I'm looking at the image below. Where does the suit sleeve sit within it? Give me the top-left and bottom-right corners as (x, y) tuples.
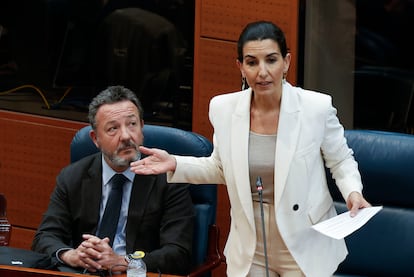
(142, 181), (195, 275)
(31, 155), (101, 258)
(32, 168), (82, 255)
(321, 97), (363, 201)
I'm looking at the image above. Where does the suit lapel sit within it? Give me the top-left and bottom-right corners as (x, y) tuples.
(80, 155), (103, 233)
(274, 83), (301, 207)
(231, 89), (255, 231)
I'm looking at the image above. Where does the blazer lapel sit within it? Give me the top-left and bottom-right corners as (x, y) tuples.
(274, 83), (301, 207)
(231, 89), (255, 231)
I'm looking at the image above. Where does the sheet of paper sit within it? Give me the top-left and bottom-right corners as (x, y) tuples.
(312, 206), (383, 239)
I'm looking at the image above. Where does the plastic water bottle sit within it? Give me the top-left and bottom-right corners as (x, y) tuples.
(127, 251), (147, 277)
(0, 194), (11, 246)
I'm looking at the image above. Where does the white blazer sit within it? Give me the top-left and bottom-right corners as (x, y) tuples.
(169, 82), (363, 277)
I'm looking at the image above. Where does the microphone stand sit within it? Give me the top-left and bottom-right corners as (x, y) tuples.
(256, 176), (270, 277)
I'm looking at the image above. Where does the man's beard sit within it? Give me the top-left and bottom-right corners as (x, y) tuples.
(103, 140), (141, 168)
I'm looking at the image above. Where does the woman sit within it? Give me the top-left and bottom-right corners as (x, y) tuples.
(131, 21), (371, 277)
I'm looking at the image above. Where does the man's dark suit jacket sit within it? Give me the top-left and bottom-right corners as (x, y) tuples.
(31, 153), (195, 275)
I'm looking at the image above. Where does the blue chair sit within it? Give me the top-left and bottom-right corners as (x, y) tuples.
(327, 130), (414, 277)
(70, 124), (222, 276)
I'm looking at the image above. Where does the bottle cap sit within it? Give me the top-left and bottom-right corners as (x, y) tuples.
(130, 250), (145, 259)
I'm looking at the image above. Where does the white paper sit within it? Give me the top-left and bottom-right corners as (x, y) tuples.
(312, 206), (383, 239)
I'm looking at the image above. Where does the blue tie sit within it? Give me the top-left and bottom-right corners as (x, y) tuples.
(98, 174), (127, 246)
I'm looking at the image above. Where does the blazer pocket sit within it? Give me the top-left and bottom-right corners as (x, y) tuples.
(308, 192), (334, 224)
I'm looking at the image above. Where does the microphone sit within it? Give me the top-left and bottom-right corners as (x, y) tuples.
(256, 176), (270, 277)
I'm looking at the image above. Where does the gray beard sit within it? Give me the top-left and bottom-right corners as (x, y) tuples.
(104, 150), (141, 168)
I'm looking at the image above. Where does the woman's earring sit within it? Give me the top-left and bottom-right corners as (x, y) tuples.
(241, 77), (247, 90)
(283, 71), (287, 84)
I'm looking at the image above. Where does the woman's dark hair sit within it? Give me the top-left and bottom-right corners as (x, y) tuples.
(237, 21), (289, 62)
(88, 85), (144, 130)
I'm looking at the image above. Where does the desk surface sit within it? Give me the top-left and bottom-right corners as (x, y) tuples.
(0, 265), (181, 277)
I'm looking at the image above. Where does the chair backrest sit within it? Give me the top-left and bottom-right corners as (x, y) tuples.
(70, 125), (217, 268)
(327, 130), (414, 277)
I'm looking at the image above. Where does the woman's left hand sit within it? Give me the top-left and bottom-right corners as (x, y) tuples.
(346, 191), (371, 217)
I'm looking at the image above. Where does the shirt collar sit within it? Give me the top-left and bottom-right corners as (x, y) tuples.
(101, 154), (135, 185)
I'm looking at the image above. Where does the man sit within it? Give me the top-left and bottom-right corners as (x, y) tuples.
(32, 86), (194, 275)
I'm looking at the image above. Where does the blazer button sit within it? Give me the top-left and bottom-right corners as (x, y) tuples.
(293, 204), (299, 211)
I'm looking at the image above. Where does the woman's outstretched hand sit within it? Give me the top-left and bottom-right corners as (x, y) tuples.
(130, 146), (177, 175)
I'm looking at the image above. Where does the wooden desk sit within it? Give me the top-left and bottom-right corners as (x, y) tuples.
(0, 265), (180, 277)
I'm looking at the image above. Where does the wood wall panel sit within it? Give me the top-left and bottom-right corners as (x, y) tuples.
(199, 0), (299, 85)
(192, 38), (239, 137)
(193, 0), (300, 138)
(200, 0), (298, 45)
(0, 110), (87, 249)
(9, 227), (36, 250)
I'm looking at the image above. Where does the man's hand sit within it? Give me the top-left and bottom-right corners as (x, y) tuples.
(60, 234), (127, 273)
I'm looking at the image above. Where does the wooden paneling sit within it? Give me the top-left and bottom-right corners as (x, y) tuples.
(8, 227), (36, 250)
(0, 265), (86, 277)
(193, 0), (300, 138)
(0, 265), (177, 277)
(200, 0), (299, 45)
(192, 38), (240, 137)
(0, 110), (87, 249)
